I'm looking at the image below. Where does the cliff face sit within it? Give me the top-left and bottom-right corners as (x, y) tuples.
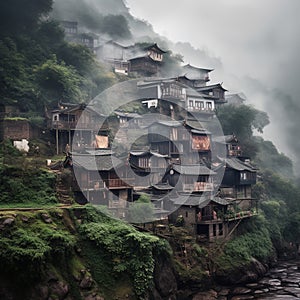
(0, 206), (279, 300)
(0, 206), (176, 300)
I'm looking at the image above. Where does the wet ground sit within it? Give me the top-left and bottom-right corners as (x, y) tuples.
(217, 260), (300, 299)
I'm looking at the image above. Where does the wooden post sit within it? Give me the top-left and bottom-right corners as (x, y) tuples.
(56, 128), (59, 155)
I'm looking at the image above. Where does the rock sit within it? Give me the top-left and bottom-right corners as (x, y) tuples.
(216, 257), (267, 285)
(79, 276), (94, 289)
(218, 288), (230, 296)
(48, 281), (68, 300)
(231, 296), (254, 300)
(2, 218), (15, 226)
(38, 286), (49, 299)
(84, 295), (104, 300)
(192, 289), (217, 300)
(268, 279), (282, 286)
(149, 288), (163, 300)
(21, 216), (29, 223)
(282, 277), (300, 285)
(153, 255), (177, 297)
(283, 287), (300, 297)
(232, 287), (252, 295)
(41, 213), (52, 224)
(246, 283), (259, 288)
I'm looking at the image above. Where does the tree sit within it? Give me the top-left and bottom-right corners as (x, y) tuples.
(0, 0), (53, 36)
(216, 104), (270, 157)
(128, 195), (154, 224)
(35, 55), (83, 105)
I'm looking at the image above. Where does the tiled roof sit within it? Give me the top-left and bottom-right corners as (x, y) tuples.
(196, 83), (228, 92)
(152, 183), (174, 190)
(172, 164), (215, 175)
(225, 157), (256, 172)
(171, 194), (229, 207)
(72, 154), (123, 171)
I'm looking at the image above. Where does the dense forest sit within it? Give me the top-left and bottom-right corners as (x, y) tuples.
(1, 0), (300, 299)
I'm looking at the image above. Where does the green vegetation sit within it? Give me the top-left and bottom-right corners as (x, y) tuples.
(128, 194), (154, 223)
(217, 103), (300, 255)
(216, 216), (274, 272)
(77, 206), (171, 299)
(0, 0), (116, 112)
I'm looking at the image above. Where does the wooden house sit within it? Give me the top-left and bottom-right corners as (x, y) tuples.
(48, 103), (108, 154)
(163, 164), (215, 193)
(213, 134), (242, 157)
(128, 56), (161, 77)
(169, 194), (230, 241)
(114, 111), (142, 128)
(181, 64), (213, 87)
(216, 157), (257, 212)
(129, 150), (170, 188)
(71, 150), (133, 217)
(138, 78), (186, 103)
(196, 83), (228, 106)
(185, 86), (215, 116)
(138, 77), (217, 120)
(128, 43), (166, 76)
(60, 21), (78, 38)
(95, 40), (130, 75)
(225, 93), (246, 106)
(148, 120), (211, 164)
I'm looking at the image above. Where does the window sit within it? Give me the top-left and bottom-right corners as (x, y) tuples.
(139, 158), (149, 168)
(186, 211), (188, 218)
(213, 224), (217, 236)
(240, 172), (247, 180)
(206, 102), (212, 109)
(189, 100), (193, 108)
(219, 224), (223, 236)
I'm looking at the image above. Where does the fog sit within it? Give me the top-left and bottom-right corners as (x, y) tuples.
(52, 0), (300, 173)
(126, 0), (300, 173)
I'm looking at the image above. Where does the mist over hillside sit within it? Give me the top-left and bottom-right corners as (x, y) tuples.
(52, 0), (300, 174)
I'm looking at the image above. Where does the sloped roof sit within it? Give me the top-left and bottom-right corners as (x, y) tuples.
(151, 120), (183, 128)
(72, 154), (123, 171)
(128, 55), (159, 63)
(213, 135), (238, 144)
(115, 111), (142, 119)
(152, 183), (174, 190)
(144, 43), (167, 53)
(172, 164), (215, 175)
(197, 83), (228, 92)
(171, 194), (229, 207)
(225, 157), (256, 172)
(129, 150), (169, 158)
(183, 64), (213, 73)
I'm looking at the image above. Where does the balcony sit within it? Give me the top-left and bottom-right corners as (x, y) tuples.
(197, 209), (258, 224)
(50, 120), (107, 131)
(80, 180), (106, 191)
(183, 182), (213, 192)
(107, 178), (134, 189)
(187, 107), (214, 113)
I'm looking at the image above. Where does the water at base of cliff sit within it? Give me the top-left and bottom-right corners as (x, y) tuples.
(216, 260), (300, 299)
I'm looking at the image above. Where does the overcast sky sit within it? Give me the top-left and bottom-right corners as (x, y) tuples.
(126, 0), (300, 169)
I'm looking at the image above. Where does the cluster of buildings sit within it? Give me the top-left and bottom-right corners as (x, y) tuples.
(0, 20), (257, 242)
(47, 39), (258, 242)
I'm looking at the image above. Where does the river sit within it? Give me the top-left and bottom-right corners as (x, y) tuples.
(215, 259), (300, 299)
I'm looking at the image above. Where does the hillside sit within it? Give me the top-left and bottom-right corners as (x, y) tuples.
(1, 1), (300, 300)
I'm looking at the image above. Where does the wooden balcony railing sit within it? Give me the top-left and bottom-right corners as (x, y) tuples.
(107, 178), (134, 189)
(187, 107), (214, 113)
(81, 180), (106, 191)
(197, 210), (258, 224)
(183, 182), (213, 192)
(51, 120), (107, 130)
